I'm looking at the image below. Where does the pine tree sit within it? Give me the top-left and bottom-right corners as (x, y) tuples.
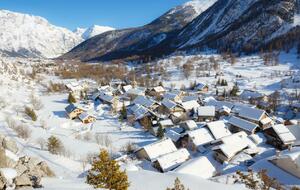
(166, 178), (189, 190)
(68, 92), (77, 103)
(119, 102), (127, 121)
(87, 149), (130, 190)
(157, 125), (164, 139)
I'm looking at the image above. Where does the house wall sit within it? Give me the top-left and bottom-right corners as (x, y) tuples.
(136, 149), (150, 160)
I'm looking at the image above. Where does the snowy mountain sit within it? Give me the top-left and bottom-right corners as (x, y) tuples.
(62, 0), (300, 62)
(61, 0), (217, 62)
(171, 0), (300, 53)
(0, 9), (83, 58)
(74, 25), (115, 40)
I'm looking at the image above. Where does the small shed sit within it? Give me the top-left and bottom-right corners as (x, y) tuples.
(78, 112), (96, 124)
(65, 104), (84, 120)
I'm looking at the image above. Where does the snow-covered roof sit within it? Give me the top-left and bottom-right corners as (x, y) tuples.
(237, 106), (265, 122)
(165, 129), (182, 142)
(207, 121), (232, 139)
(163, 93), (179, 100)
(161, 98), (177, 109)
(196, 106), (215, 117)
(65, 82), (83, 92)
(127, 88), (145, 96)
(182, 95), (198, 102)
(181, 100), (200, 110)
(151, 86), (165, 93)
(122, 85), (133, 92)
(65, 103), (77, 113)
(132, 105), (149, 120)
(240, 90), (263, 100)
(194, 82), (208, 91)
(159, 119), (174, 127)
(155, 148), (190, 172)
(133, 96), (156, 108)
(174, 155), (217, 179)
(181, 120), (198, 130)
(214, 139), (249, 159)
(272, 124), (296, 144)
(260, 117), (272, 125)
(188, 128), (214, 147)
(228, 116), (259, 133)
(78, 112), (94, 121)
(140, 138), (177, 161)
(98, 93), (115, 103)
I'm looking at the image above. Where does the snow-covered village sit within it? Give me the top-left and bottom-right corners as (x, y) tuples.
(0, 0), (300, 190)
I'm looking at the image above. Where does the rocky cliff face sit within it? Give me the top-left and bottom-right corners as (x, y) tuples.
(0, 134), (54, 189)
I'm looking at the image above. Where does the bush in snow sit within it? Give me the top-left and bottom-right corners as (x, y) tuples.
(166, 178), (189, 190)
(14, 124), (32, 140)
(47, 136), (63, 155)
(235, 169), (282, 190)
(30, 93), (44, 110)
(87, 149), (130, 190)
(25, 106), (37, 121)
(68, 92), (77, 104)
(121, 142), (137, 154)
(36, 138), (47, 150)
(0, 148), (7, 168)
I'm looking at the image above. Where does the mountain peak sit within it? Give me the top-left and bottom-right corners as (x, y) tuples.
(183, 0), (218, 15)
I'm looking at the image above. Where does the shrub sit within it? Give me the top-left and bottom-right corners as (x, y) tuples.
(68, 92), (77, 103)
(36, 138), (47, 150)
(25, 106), (37, 121)
(14, 124), (32, 140)
(30, 93), (44, 110)
(47, 82), (66, 93)
(47, 136), (63, 155)
(87, 149), (130, 190)
(122, 142), (137, 154)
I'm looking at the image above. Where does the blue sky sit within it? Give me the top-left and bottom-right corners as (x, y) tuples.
(0, 0), (189, 30)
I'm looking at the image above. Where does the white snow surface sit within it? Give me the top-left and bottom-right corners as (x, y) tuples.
(183, 0), (218, 15)
(74, 25), (115, 40)
(0, 9), (83, 58)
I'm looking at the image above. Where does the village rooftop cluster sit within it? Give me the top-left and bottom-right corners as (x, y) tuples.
(63, 78), (300, 181)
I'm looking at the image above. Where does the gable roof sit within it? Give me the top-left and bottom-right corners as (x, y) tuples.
(165, 129), (182, 142)
(155, 149), (190, 172)
(122, 85), (133, 92)
(228, 116), (259, 133)
(65, 104), (77, 113)
(127, 88), (145, 96)
(98, 93), (115, 103)
(237, 106), (265, 122)
(195, 106), (215, 117)
(161, 98), (178, 109)
(188, 128), (215, 147)
(133, 96), (156, 108)
(141, 138), (177, 161)
(78, 112), (95, 121)
(213, 131), (250, 159)
(272, 124), (296, 144)
(182, 95), (199, 102)
(240, 90), (264, 100)
(181, 120), (198, 130)
(131, 104), (149, 120)
(174, 155), (217, 179)
(195, 82), (208, 91)
(181, 100), (200, 111)
(151, 86), (165, 93)
(207, 121), (232, 139)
